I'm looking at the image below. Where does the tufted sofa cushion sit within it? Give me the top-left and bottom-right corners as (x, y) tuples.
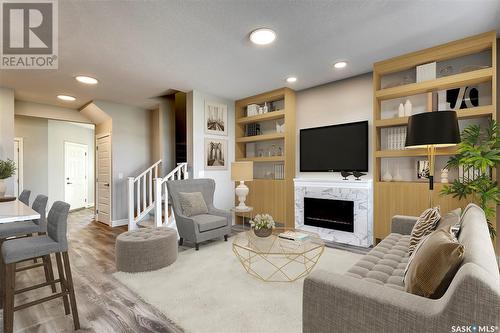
(345, 233), (410, 291)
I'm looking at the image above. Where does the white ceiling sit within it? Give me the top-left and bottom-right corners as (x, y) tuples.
(1, 0), (499, 109)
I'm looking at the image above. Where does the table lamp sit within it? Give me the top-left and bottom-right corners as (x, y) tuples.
(231, 161), (254, 210)
(405, 110), (460, 206)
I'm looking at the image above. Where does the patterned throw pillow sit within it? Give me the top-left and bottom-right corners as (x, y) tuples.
(404, 226), (464, 298)
(408, 207), (441, 255)
(178, 192), (208, 217)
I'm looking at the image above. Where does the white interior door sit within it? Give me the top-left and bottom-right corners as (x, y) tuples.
(96, 135), (111, 225)
(13, 138), (23, 197)
(64, 142), (88, 210)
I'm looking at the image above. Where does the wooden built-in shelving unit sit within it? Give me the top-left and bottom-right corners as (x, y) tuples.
(373, 31), (497, 242)
(235, 88), (296, 228)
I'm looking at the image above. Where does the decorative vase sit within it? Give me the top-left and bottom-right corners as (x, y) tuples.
(441, 168), (449, 183)
(254, 227), (272, 238)
(404, 99), (412, 116)
(382, 170), (393, 182)
(393, 164), (403, 181)
(398, 103), (405, 118)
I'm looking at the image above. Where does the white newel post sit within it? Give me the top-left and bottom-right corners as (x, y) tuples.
(183, 163), (189, 179)
(127, 177), (136, 230)
(154, 178), (163, 227)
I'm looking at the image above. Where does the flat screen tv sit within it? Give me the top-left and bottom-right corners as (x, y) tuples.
(300, 121), (368, 172)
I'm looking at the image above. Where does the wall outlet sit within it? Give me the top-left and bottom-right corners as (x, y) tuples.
(118, 172), (123, 179)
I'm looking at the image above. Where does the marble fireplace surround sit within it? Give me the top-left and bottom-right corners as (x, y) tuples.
(294, 178), (373, 247)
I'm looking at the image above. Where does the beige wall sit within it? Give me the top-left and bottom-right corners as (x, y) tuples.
(15, 100), (91, 123)
(296, 73), (373, 179)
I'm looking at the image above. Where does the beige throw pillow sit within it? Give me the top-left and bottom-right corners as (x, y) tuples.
(408, 207), (441, 255)
(404, 227), (464, 298)
(178, 192), (208, 217)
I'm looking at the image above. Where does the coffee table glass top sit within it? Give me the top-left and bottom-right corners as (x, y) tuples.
(232, 228), (325, 282)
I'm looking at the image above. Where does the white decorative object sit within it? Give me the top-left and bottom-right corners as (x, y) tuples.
(398, 103), (405, 117)
(382, 161), (392, 182)
(416, 62), (437, 82)
(258, 106), (264, 114)
(294, 178), (373, 247)
(441, 168), (449, 184)
(263, 102), (269, 113)
(404, 99), (412, 116)
(275, 121), (285, 133)
(205, 101), (228, 136)
(247, 104), (259, 117)
(393, 164), (403, 182)
(0, 179), (6, 197)
(231, 162), (253, 209)
(382, 169), (393, 182)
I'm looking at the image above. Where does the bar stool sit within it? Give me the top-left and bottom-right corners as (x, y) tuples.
(0, 195), (55, 306)
(1, 201), (80, 333)
(18, 190), (31, 206)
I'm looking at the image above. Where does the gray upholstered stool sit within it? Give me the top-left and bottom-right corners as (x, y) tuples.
(115, 227), (178, 273)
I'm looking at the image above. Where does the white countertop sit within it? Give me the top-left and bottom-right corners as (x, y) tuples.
(0, 200), (40, 224)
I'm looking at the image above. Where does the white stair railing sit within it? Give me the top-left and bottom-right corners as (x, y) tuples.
(154, 163), (188, 228)
(127, 160), (161, 230)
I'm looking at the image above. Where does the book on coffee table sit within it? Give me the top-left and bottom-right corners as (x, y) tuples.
(278, 231), (310, 241)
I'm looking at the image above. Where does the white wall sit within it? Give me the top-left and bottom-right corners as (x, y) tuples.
(296, 73), (373, 179)
(187, 90), (235, 210)
(94, 100), (151, 222)
(0, 88), (15, 194)
(14, 116), (49, 201)
(15, 100), (91, 123)
(47, 120), (95, 209)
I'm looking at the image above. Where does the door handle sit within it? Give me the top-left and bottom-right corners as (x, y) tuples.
(66, 182), (73, 185)
(104, 183), (110, 187)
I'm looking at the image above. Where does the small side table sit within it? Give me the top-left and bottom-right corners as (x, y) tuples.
(231, 206), (254, 230)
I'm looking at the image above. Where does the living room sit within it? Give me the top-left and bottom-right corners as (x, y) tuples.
(0, 1), (499, 332)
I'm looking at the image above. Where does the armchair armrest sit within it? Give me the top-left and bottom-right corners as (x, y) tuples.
(208, 206), (231, 225)
(175, 214), (196, 239)
(391, 215), (418, 235)
(303, 269), (441, 333)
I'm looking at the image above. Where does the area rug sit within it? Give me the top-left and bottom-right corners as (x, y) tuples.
(114, 239), (363, 333)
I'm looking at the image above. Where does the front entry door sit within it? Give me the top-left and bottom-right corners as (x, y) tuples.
(64, 142), (88, 210)
(96, 135), (111, 225)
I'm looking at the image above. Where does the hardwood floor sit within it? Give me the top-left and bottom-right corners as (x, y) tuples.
(1, 209), (183, 333)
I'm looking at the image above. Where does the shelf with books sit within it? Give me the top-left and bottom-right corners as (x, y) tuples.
(236, 110), (285, 125)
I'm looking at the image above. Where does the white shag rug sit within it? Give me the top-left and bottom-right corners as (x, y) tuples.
(114, 239), (363, 333)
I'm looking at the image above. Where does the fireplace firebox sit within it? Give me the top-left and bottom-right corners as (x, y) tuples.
(304, 197), (354, 233)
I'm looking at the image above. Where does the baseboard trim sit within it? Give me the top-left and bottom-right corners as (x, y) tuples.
(111, 219), (128, 228)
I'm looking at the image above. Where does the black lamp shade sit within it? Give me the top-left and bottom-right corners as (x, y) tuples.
(405, 111), (460, 148)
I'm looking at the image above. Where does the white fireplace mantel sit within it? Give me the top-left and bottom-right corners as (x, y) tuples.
(294, 178), (373, 247)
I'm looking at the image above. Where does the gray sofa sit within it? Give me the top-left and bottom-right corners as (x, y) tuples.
(303, 205), (500, 332)
(167, 178), (232, 250)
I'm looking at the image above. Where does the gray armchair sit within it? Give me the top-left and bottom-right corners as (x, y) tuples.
(167, 178), (231, 250)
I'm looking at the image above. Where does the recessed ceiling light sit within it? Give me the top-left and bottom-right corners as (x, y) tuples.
(249, 28), (276, 45)
(57, 95), (76, 101)
(75, 75), (98, 84)
(286, 76), (297, 83)
(333, 61), (348, 69)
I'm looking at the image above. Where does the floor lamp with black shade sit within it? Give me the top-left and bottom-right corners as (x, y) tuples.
(405, 111), (461, 207)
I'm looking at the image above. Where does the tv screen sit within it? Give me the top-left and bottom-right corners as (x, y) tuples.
(300, 121), (368, 172)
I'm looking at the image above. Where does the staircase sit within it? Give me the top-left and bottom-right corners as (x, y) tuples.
(127, 162), (188, 230)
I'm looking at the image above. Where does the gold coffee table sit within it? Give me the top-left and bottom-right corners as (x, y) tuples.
(232, 228), (325, 282)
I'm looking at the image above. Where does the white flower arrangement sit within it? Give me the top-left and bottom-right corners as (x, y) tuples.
(250, 214), (275, 230)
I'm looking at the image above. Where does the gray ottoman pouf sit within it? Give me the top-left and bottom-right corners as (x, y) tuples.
(115, 227), (178, 272)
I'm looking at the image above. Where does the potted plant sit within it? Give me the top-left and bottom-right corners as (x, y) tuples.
(250, 214), (275, 238)
(441, 120), (500, 239)
(0, 159), (16, 198)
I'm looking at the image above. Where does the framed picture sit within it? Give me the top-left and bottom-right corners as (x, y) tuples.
(417, 160), (430, 179)
(205, 138), (227, 170)
(205, 102), (228, 136)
